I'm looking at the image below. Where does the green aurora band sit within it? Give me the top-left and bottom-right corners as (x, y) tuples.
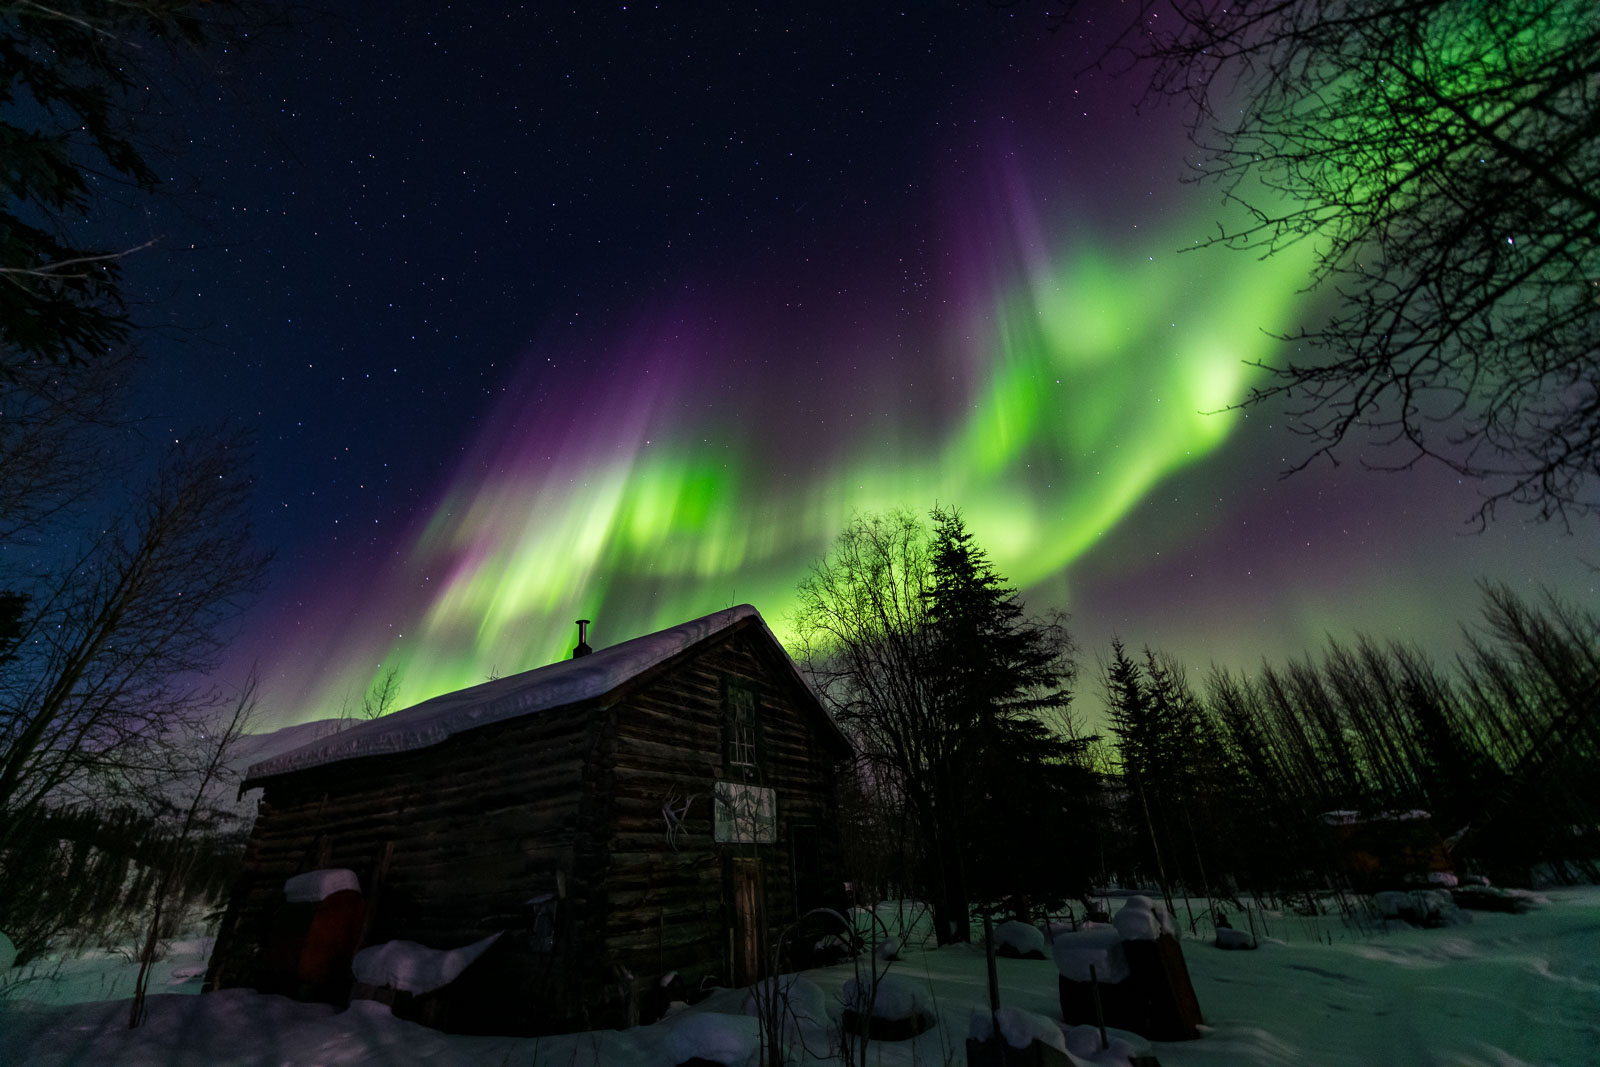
(286, 203), (1318, 720)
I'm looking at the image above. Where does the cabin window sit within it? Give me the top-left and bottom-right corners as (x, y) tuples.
(723, 681), (761, 773)
(714, 781), (777, 843)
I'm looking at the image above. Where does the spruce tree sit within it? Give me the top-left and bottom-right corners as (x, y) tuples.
(925, 507), (1071, 730)
(1103, 640), (1174, 911)
(923, 507), (1091, 926)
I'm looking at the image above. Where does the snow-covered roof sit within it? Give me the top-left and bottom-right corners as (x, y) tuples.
(245, 604), (820, 783)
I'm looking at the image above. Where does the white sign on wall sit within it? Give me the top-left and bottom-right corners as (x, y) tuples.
(714, 781), (777, 844)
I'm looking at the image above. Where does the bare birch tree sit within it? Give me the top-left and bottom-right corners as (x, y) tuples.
(1089, 0), (1600, 523)
(0, 431), (269, 847)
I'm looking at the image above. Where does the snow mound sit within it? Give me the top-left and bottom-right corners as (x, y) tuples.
(1215, 927), (1256, 950)
(969, 1006), (1068, 1052)
(1373, 890), (1409, 917)
(874, 935), (902, 960)
(1112, 895), (1173, 941)
(992, 919), (1046, 956)
(246, 606), (804, 780)
(351, 933), (500, 995)
(1374, 889), (1471, 927)
(842, 973), (928, 1021)
(741, 974), (828, 1027)
(665, 1011), (760, 1066)
(284, 869), (361, 903)
(1053, 925), (1130, 983)
(814, 933), (854, 956)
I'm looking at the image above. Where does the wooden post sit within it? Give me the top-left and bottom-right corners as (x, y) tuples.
(983, 913), (1001, 1014)
(1090, 964), (1108, 1051)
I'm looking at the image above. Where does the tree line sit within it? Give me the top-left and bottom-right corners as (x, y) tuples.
(1102, 583), (1600, 912)
(798, 508), (1598, 939)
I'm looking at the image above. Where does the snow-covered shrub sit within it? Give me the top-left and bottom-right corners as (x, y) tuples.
(741, 973), (828, 1027)
(665, 1011), (760, 1067)
(1373, 891), (1409, 918)
(841, 973), (927, 1021)
(969, 1005), (1068, 1052)
(1373, 890), (1471, 928)
(1215, 927), (1255, 950)
(991, 919), (1046, 957)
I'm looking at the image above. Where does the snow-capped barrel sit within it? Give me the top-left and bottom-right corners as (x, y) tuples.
(1053, 897), (1203, 1042)
(1114, 897), (1203, 1041)
(254, 868), (366, 1006)
(1053, 923), (1136, 1036)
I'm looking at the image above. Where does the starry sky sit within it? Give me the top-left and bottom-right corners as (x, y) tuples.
(110, 2), (1596, 726)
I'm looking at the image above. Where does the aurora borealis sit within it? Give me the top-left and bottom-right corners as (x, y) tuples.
(294, 194), (1319, 711)
(120, 4), (1594, 724)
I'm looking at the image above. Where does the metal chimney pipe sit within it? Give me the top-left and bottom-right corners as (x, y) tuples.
(572, 619), (593, 659)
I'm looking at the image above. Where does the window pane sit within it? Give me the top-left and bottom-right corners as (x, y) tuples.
(728, 687), (757, 768)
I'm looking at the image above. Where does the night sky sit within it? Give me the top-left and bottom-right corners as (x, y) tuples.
(111, 2), (1596, 726)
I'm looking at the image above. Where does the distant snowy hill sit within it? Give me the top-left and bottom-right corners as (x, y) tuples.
(201, 718), (352, 822)
(228, 718), (351, 776)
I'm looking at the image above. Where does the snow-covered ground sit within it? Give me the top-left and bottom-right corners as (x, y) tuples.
(3, 888), (1597, 1066)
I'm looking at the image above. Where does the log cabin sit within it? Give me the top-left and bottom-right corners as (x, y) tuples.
(204, 605), (851, 1034)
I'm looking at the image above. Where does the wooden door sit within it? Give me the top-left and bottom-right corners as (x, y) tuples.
(732, 857), (764, 985)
